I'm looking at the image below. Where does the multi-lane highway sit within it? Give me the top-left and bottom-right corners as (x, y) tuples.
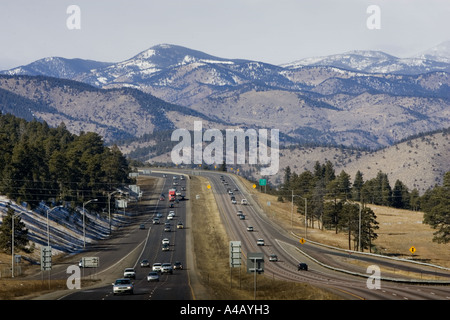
(58, 172), (193, 300)
(201, 170), (450, 300)
(41, 169), (450, 301)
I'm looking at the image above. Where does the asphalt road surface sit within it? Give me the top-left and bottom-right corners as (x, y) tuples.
(199, 170), (450, 300)
(58, 172), (192, 300)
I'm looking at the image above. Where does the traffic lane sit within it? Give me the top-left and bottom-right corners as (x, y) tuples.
(132, 173), (191, 300)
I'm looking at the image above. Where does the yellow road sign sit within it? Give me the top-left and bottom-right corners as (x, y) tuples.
(299, 238), (306, 244)
(409, 246), (416, 254)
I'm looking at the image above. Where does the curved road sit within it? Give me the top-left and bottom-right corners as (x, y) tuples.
(200, 170), (450, 300)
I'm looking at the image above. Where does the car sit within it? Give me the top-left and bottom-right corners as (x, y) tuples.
(177, 221), (184, 229)
(247, 226), (254, 232)
(236, 210), (243, 215)
(257, 239), (265, 246)
(167, 214), (174, 220)
(162, 243), (170, 251)
(112, 278), (134, 295)
(231, 199), (237, 204)
(241, 199), (248, 205)
(152, 217), (160, 224)
(169, 210), (175, 216)
(139, 224), (145, 229)
(239, 214), (245, 220)
(173, 261), (183, 270)
(169, 203), (175, 208)
(147, 271), (159, 282)
(140, 259), (150, 267)
(159, 196), (165, 201)
(152, 263), (162, 272)
(269, 254), (278, 262)
(164, 225), (171, 232)
(298, 263), (308, 271)
(123, 268), (136, 279)
(162, 238), (170, 245)
(161, 263), (173, 274)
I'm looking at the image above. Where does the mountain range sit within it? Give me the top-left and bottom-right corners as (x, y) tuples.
(1, 42), (449, 151)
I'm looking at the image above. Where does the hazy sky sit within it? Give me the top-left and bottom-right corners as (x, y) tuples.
(0, 0), (449, 69)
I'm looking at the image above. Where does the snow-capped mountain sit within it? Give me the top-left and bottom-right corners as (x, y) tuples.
(282, 46), (450, 74)
(415, 40), (450, 64)
(4, 57), (113, 79)
(1, 43), (449, 150)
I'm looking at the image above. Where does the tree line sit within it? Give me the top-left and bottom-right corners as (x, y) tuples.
(0, 113), (131, 210)
(278, 161), (449, 249)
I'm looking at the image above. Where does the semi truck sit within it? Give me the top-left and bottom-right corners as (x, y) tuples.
(168, 188), (177, 201)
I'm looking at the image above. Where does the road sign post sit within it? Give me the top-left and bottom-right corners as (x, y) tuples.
(40, 246), (52, 271)
(247, 252), (264, 300)
(229, 241), (242, 288)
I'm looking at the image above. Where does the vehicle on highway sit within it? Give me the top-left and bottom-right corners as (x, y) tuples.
(247, 226), (254, 232)
(269, 254), (278, 262)
(112, 278), (134, 295)
(257, 239), (265, 246)
(162, 243), (170, 251)
(239, 214), (245, 220)
(152, 263), (162, 272)
(177, 221), (184, 229)
(161, 263), (173, 274)
(123, 268), (136, 279)
(173, 261), (183, 270)
(140, 259), (150, 267)
(156, 212), (163, 218)
(298, 263), (308, 271)
(153, 217), (160, 224)
(236, 210), (243, 215)
(164, 224), (171, 232)
(162, 238), (170, 245)
(139, 224), (145, 230)
(147, 271), (159, 282)
(241, 199), (248, 205)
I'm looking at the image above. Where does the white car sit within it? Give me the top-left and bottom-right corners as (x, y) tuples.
(162, 238), (170, 245)
(161, 263), (173, 274)
(152, 263), (162, 272)
(112, 278), (134, 295)
(123, 268), (136, 279)
(257, 239), (265, 246)
(147, 271), (159, 282)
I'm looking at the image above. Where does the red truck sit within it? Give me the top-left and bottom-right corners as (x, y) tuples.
(168, 188), (176, 202)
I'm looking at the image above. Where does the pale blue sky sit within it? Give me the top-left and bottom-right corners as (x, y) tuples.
(0, 0), (449, 69)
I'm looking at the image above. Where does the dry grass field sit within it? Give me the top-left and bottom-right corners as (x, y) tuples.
(237, 176), (450, 269)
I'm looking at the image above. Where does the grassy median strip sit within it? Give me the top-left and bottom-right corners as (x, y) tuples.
(190, 175), (339, 300)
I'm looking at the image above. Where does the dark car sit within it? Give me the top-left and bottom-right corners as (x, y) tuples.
(298, 263), (308, 271)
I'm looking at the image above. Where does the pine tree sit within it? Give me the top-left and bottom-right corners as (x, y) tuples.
(0, 206), (29, 253)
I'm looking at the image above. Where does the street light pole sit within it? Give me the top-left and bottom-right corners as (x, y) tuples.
(46, 206), (63, 247)
(108, 191), (120, 235)
(83, 199), (98, 248)
(291, 191), (308, 239)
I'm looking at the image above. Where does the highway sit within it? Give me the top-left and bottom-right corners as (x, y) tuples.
(43, 169), (450, 301)
(57, 172), (192, 300)
(200, 170), (450, 300)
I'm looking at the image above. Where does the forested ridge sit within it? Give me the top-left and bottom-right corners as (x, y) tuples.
(279, 161), (450, 247)
(0, 113), (131, 209)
